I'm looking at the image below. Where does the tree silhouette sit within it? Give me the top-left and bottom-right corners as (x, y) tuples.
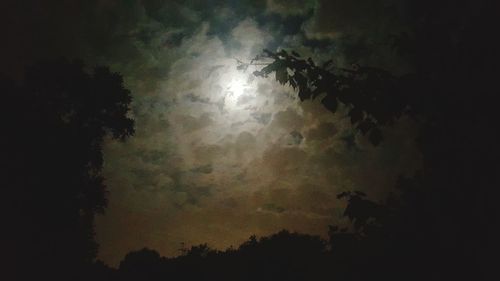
(3, 59), (134, 281)
(248, 1), (498, 280)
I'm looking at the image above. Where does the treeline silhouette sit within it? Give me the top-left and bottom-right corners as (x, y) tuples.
(4, 1), (498, 280)
(107, 231), (329, 281)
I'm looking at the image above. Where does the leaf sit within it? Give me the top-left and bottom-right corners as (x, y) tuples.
(307, 57), (315, 66)
(354, 191), (366, 197)
(321, 94), (338, 113)
(259, 63), (277, 75)
(277, 49), (288, 58)
(263, 49), (275, 58)
(253, 70), (262, 77)
(293, 72), (307, 88)
(337, 191), (350, 199)
(291, 51), (301, 57)
(275, 68), (288, 85)
(369, 127), (383, 146)
(298, 87), (311, 101)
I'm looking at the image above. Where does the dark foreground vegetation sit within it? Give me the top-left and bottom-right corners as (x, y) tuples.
(3, 1), (498, 281)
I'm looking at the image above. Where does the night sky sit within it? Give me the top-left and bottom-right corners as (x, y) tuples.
(2, 0), (425, 266)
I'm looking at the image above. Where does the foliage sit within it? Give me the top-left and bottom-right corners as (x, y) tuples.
(3, 59), (134, 280)
(251, 49), (412, 145)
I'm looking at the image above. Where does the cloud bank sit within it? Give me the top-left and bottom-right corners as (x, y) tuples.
(1, 0), (420, 266)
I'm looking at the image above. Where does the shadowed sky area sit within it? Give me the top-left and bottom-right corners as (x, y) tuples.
(1, 0), (422, 266)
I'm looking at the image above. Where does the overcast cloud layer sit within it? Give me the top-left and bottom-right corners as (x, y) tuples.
(1, 0), (420, 266)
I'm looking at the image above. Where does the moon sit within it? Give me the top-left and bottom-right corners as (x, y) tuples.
(222, 67), (256, 110)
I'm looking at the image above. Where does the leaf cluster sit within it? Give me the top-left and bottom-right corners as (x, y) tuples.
(253, 49), (412, 145)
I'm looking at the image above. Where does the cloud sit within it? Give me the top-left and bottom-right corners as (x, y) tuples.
(2, 0), (421, 266)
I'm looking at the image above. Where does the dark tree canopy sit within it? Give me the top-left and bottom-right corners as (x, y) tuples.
(3, 59), (134, 281)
